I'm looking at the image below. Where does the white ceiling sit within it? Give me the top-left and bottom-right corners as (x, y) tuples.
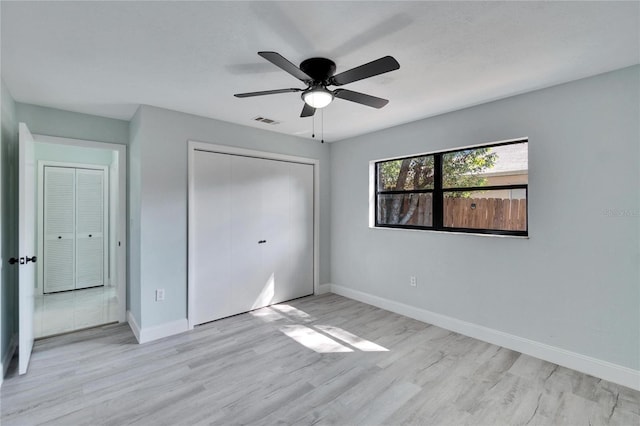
(2, 1), (638, 142)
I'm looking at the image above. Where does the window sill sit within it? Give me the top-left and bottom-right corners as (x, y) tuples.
(369, 225), (529, 239)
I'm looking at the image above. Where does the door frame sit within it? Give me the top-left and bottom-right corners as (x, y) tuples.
(37, 162), (109, 296)
(32, 134), (127, 323)
(187, 141), (320, 329)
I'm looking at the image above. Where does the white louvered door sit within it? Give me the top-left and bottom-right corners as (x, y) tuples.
(43, 166), (105, 293)
(75, 169), (104, 289)
(43, 167), (76, 293)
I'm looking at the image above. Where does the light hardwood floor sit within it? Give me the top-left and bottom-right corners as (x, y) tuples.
(1, 294), (638, 425)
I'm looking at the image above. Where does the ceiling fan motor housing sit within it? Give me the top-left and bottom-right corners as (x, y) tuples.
(300, 58), (337, 83)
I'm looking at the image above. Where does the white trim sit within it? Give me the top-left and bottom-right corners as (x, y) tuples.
(368, 161), (376, 228)
(317, 283), (332, 294)
(127, 311), (188, 344)
(329, 284), (640, 391)
(189, 141), (320, 166)
(372, 136), (529, 163)
(108, 152), (118, 290)
(126, 310), (141, 343)
(1, 333), (18, 386)
(33, 134), (127, 323)
(187, 141), (320, 329)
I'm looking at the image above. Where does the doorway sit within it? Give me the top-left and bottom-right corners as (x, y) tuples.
(32, 135), (126, 338)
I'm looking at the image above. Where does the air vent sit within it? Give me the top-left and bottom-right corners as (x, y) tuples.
(253, 116), (280, 125)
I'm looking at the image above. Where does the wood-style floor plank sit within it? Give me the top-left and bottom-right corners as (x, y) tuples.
(1, 293), (638, 425)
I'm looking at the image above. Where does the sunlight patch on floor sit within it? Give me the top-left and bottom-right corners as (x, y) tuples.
(271, 304), (314, 322)
(249, 307), (286, 322)
(280, 325), (353, 353)
(271, 304), (390, 353)
(315, 325), (389, 352)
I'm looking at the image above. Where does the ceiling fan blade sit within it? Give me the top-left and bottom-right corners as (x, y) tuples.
(300, 103), (316, 117)
(333, 89), (389, 108)
(234, 88), (302, 98)
(330, 56), (400, 86)
(258, 51), (311, 82)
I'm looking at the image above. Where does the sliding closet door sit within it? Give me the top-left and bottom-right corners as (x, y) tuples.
(192, 150), (314, 325)
(75, 169), (105, 289)
(43, 167), (76, 293)
(276, 161), (314, 303)
(192, 151), (235, 325)
(231, 155), (273, 313)
(261, 160), (314, 305)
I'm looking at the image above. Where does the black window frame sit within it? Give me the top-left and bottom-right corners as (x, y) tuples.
(375, 139), (528, 237)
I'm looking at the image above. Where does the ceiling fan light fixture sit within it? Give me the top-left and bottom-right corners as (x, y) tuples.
(302, 87), (333, 109)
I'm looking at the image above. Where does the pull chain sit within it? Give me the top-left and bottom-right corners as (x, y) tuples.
(321, 109), (324, 143)
(312, 114), (315, 139)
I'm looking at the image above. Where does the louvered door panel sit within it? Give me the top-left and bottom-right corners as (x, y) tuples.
(76, 236), (104, 288)
(43, 167), (75, 293)
(75, 169), (104, 289)
(44, 238), (75, 292)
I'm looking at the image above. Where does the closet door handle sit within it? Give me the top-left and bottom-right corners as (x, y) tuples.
(89, 234), (92, 238)
(58, 236), (62, 239)
(258, 240), (267, 244)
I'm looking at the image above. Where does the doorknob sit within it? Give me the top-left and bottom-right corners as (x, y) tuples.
(258, 240), (267, 244)
(8, 256), (36, 265)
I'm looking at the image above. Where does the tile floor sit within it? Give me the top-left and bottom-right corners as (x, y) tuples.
(34, 285), (120, 338)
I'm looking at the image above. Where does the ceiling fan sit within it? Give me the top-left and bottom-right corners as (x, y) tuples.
(234, 51), (400, 117)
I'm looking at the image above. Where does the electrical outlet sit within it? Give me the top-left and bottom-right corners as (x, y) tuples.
(410, 276), (417, 287)
(155, 289), (165, 301)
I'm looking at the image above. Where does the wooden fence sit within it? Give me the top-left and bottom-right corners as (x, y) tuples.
(443, 197), (527, 231)
(397, 196), (527, 231)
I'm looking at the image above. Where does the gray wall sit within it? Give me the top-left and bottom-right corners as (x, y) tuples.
(1, 79), (18, 375)
(34, 142), (115, 165)
(15, 103), (129, 145)
(330, 65), (640, 370)
(128, 108), (142, 323)
(129, 105), (331, 328)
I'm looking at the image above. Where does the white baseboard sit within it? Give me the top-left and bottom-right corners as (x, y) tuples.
(127, 310), (142, 343)
(1, 333), (18, 387)
(329, 284), (640, 391)
(127, 311), (189, 344)
(317, 283), (332, 294)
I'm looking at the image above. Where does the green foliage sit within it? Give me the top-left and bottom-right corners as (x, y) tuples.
(377, 147), (498, 225)
(378, 148), (497, 196)
(379, 156), (434, 190)
(442, 148), (497, 197)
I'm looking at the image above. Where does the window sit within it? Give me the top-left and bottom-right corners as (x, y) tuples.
(375, 139), (528, 236)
